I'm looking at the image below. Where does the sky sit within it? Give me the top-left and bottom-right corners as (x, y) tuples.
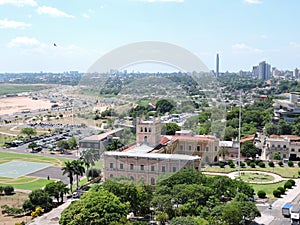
(0, 0), (300, 73)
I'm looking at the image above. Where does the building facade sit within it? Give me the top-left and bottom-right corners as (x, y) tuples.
(103, 117), (219, 185)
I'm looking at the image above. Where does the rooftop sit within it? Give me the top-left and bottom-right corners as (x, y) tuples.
(80, 128), (123, 141)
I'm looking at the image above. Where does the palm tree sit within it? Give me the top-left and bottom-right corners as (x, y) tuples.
(57, 181), (69, 203)
(106, 139), (124, 151)
(72, 160), (85, 188)
(219, 146), (229, 161)
(61, 161), (75, 192)
(80, 148), (100, 180)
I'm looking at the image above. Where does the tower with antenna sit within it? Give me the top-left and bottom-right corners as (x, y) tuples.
(216, 53), (219, 77)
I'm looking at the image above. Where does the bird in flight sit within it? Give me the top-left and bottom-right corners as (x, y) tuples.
(54, 43), (57, 47)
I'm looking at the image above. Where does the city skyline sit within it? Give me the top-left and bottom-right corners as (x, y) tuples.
(0, 0), (300, 73)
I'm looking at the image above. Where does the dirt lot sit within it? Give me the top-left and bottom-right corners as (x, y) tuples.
(0, 192), (31, 225)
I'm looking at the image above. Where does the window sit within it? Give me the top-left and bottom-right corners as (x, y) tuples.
(140, 127), (143, 132)
(151, 177), (155, 185)
(145, 127), (147, 132)
(110, 163), (113, 169)
(188, 145), (192, 151)
(162, 166), (166, 172)
(277, 145), (281, 148)
(197, 146), (200, 151)
(140, 165), (144, 171)
(180, 145), (183, 151)
(292, 148), (295, 152)
(120, 163), (124, 169)
(173, 167), (176, 172)
(130, 164), (134, 170)
(283, 145), (287, 148)
(144, 136), (148, 143)
(272, 144), (275, 148)
(151, 165), (155, 171)
(215, 146), (217, 151)
(206, 147), (209, 152)
(149, 128), (151, 132)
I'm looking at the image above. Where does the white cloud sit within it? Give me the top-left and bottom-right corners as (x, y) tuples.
(37, 6), (74, 18)
(232, 43), (262, 53)
(0, 0), (37, 7)
(260, 34), (268, 39)
(82, 13), (90, 19)
(0, 18), (31, 29)
(289, 42), (300, 48)
(243, 0), (262, 4)
(7, 36), (41, 48)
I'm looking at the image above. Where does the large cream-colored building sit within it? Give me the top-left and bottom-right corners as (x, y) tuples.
(266, 134), (300, 160)
(103, 117), (219, 185)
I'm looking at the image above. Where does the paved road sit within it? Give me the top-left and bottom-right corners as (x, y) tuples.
(254, 179), (300, 225)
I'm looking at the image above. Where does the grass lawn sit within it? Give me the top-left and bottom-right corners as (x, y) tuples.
(251, 180), (286, 197)
(0, 177), (53, 190)
(0, 84), (50, 96)
(239, 172), (274, 183)
(202, 165), (300, 178)
(0, 151), (70, 166)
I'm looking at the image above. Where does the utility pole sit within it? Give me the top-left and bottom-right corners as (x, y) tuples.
(238, 90), (242, 177)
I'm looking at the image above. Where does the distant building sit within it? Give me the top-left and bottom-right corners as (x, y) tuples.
(294, 68), (299, 78)
(79, 128), (123, 155)
(273, 92), (300, 122)
(103, 117), (220, 185)
(266, 135), (300, 160)
(258, 61), (271, 80)
(252, 66), (259, 77)
(216, 54), (220, 77)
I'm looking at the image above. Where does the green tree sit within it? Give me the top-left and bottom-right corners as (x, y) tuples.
(67, 137), (77, 149)
(155, 211), (169, 225)
(170, 216), (199, 225)
(105, 139), (124, 151)
(57, 140), (69, 150)
(21, 127), (36, 137)
(162, 123), (181, 135)
(28, 142), (38, 151)
(3, 185), (14, 195)
(218, 147), (229, 160)
(156, 99), (175, 114)
(274, 152), (281, 160)
(59, 189), (129, 225)
(45, 181), (69, 203)
(241, 141), (257, 159)
(61, 161), (75, 192)
(72, 160), (85, 188)
(80, 148), (100, 180)
(23, 189), (52, 212)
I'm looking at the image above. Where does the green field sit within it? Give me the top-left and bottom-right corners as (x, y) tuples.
(239, 172), (274, 183)
(0, 151), (70, 166)
(0, 85), (51, 96)
(251, 181), (286, 196)
(202, 165), (299, 178)
(0, 151), (72, 190)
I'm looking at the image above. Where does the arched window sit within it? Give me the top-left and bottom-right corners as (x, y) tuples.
(144, 136), (148, 143)
(149, 128), (151, 132)
(145, 127), (148, 132)
(140, 127), (143, 132)
(151, 177), (155, 185)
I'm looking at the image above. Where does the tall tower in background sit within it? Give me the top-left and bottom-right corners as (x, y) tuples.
(216, 53), (219, 77)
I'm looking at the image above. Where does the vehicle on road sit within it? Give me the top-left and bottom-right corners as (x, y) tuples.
(291, 204), (300, 225)
(282, 203), (293, 217)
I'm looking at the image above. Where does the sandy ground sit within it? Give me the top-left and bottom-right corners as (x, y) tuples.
(0, 97), (53, 116)
(0, 192), (31, 225)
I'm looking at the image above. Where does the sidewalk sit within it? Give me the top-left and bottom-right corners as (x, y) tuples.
(27, 199), (75, 225)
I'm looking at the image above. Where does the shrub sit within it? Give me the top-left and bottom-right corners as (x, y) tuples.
(258, 162), (265, 168)
(0, 186), (4, 195)
(268, 161), (275, 167)
(288, 179), (296, 186)
(284, 181), (293, 189)
(257, 190), (266, 198)
(250, 162), (256, 168)
(246, 159), (252, 166)
(228, 160), (233, 165)
(219, 162), (225, 168)
(255, 160), (261, 165)
(4, 185), (14, 195)
(273, 189), (281, 198)
(298, 161), (300, 167)
(278, 161), (283, 167)
(288, 161), (294, 167)
(240, 162), (246, 168)
(277, 186), (285, 195)
(229, 162), (235, 168)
